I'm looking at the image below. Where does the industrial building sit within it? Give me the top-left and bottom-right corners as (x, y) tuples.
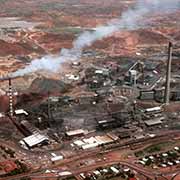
(15, 109), (28, 116)
(22, 133), (49, 148)
(144, 118), (164, 127)
(66, 129), (86, 138)
(73, 133), (118, 150)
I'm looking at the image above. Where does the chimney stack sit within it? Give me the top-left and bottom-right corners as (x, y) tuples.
(164, 42), (173, 105)
(8, 78), (13, 117)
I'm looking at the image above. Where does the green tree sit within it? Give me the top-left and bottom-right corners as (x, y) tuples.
(20, 177), (31, 180)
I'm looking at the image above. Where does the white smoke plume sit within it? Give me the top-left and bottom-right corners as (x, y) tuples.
(12, 0), (180, 77)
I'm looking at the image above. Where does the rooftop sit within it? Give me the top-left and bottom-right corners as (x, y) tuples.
(145, 117), (164, 126)
(66, 129), (86, 136)
(23, 133), (48, 147)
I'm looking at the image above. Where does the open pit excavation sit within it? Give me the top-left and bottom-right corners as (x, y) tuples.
(0, 0), (180, 180)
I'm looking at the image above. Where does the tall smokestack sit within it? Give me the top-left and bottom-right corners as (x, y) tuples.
(8, 78), (13, 117)
(164, 42), (173, 104)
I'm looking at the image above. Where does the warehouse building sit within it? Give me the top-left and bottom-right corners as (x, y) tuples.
(23, 133), (49, 148)
(66, 129), (86, 138)
(144, 117), (164, 126)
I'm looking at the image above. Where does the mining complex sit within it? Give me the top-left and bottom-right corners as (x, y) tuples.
(0, 0), (180, 180)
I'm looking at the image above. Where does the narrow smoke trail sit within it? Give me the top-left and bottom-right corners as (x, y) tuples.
(12, 0), (180, 77)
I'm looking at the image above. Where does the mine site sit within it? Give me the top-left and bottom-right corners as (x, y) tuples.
(0, 0), (180, 180)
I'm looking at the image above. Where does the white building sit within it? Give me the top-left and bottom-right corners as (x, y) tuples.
(15, 109), (28, 116)
(66, 129), (86, 137)
(23, 133), (48, 148)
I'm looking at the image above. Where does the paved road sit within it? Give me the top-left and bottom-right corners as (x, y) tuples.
(70, 160), (156, 179)
(1, 130), (180, 180)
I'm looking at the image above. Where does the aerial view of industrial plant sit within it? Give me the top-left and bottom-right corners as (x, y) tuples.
(0, 0), (180, 180)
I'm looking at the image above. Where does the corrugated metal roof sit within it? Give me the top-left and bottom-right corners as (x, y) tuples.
(145, 118), (164, 126)
(51, 155), (63, 162)
(145, 106), (161, 112)
(15, 109), (28, 115)
(66, 129), (85, 136)
(82, 142), (99, 150)
(23, 133), (48, 147)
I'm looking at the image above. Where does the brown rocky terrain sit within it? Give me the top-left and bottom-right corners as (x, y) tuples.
(0, 0), (179, 90)
(0, 1), (179, 56)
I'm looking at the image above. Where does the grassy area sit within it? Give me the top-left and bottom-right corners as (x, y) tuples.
(109, 177), (125, 180)
(40, 2), (66, 11)
(171, 124), (180, 130)
(135, 141), (174, 157)
(0, 0), (7, 4)
(47, 26), (83, 35)
(60, 178), (76, 180)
